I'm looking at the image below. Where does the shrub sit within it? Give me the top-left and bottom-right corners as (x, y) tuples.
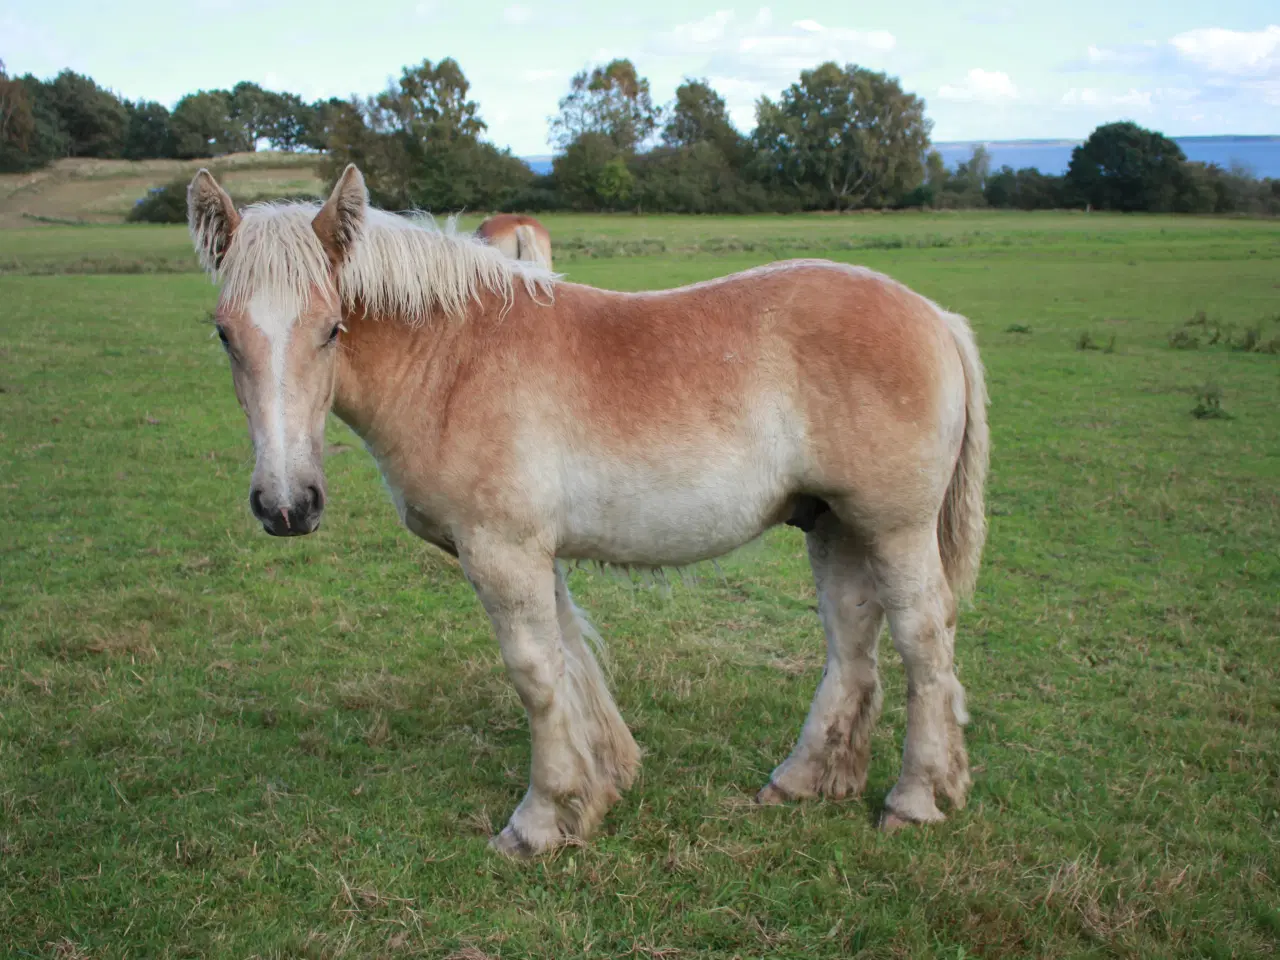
(127, 180), (189, 223)
(1191, 384), (1231, 420)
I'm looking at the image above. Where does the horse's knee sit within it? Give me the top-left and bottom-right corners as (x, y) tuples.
(500, 630), (562, 711)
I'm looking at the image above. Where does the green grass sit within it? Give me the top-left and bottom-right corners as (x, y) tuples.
(2, 213), (1279, 958)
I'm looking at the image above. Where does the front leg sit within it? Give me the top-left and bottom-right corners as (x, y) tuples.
(460, 536), (637, 856)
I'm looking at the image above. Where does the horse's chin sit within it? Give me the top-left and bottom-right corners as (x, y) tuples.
(261, 517), (322, 538)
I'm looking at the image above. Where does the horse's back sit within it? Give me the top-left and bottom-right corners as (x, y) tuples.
(539, 260), (957, 439)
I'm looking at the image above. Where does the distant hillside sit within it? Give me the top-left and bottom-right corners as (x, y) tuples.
(522, 155), (554, 176)
(933, 135), (1280, 177)
(0, 153), (325, 229)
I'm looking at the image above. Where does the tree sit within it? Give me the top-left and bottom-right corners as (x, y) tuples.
(0, 62), (38, 171)
(46, 70), (127, 158)
(263, 92), (313, 151)
(984, 166), (1065, 210)
(123, 100), (175, 159)
(550, 59), (659, 154)
(371, 58), (485, 143)
(323, 60), (530, 212)
(8, 75), (70, 169)
(1065, 121), (1188, 213)
(632, 141), (773, 214)
(937, 145), (991, 208)
(754, 62), (930, 210)
(172, 90), (248, 158)
(662, 79), (743, 161)
(551, 132), (634, 210)
(299, 97), (349, 151)
(229, 82), (281, 148)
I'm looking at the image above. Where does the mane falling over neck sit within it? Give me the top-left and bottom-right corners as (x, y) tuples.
(208, 202), (557, 325)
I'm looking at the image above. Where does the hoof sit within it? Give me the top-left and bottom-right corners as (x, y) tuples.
(879, 811), (916, 833)
(879, 803), (945, 832)
(489, 825), (540, 859)
(755, 781), (793, 806)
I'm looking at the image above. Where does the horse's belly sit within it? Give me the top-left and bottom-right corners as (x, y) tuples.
(557, 456), (795, 566)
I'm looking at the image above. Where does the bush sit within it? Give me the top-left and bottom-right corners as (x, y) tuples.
(127, 180), (190, 223)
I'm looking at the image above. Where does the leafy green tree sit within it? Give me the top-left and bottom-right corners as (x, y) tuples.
(550, 59), (659, 154)
(984, 166), (1066, 210)
(263, 92), (313, 151)
(47, 69), (127, 157)
(371, 58), (485, 143)
(551, 132), (634, 209)
(754, 62), (930, 210)
(123, 100), (175, 159)
(229, 82), (283, 148)
(321, 100), (403, 203)
(172, 90), (248, 158)
(304, 97), (355, 151)
(0, 62), (39, 171)
(1065, 121), (1188, 212)
(663, 79), (744, 160)
(324, 60), (528, 212)
(632, 141), (772, 213)
(10, 75), (70, 169)
(935, 145), (990, 208)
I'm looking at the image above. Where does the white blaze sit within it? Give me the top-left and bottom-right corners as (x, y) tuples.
(248, 293), (293, 502)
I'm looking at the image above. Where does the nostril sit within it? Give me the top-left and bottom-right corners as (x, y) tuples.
(250, 488), (266, 518)
(307, 485), (324, 512)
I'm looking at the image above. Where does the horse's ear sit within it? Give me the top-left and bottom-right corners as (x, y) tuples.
(313, 164), (367, 268)
(187, 169), (240, 274)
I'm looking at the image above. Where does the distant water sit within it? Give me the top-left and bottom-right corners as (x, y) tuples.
(521, 137), (1280, 179)
(933, 136), (1280, 178)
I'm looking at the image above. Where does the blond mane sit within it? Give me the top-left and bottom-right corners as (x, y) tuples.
(202, 202), (556, 323)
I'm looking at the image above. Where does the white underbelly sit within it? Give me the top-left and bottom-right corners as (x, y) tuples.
(556, 448), (799, 566)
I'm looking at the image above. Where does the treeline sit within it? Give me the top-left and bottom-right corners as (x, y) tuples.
(3, 55), (1278, 216)
(923, 127), (1280, 216)
(0, 59), (344, 168)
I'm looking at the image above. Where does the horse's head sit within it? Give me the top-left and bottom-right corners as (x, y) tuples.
(188, 164), (368, 537)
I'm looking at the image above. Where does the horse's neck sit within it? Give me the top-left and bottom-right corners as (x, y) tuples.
(331, 310), (444, 454)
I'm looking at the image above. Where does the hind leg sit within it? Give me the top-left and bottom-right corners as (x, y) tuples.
(872, 525), (970, 827)
(759, 511), (885, 804)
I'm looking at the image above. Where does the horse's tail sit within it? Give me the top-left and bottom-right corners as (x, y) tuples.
(515, 223), (552, 270)
(937, 310), (990, 600)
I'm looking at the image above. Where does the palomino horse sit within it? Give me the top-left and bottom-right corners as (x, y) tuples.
(187, 164), (989, 856)
(475, 213), (553, 269)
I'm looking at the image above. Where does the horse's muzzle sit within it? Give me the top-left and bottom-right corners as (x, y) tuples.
(251, 485), (324, 537)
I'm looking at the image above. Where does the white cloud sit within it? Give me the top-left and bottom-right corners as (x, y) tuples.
(938, 68), (1018, 103)
(1060, 87), (1152, 109)
(670, 10), (735, 46)
(657, 10), (894, 67)
(650, 9), (897, 131)
(1084, 42), (1160, 68)
(1170, 25), (1280, 77)
(503, 5), (533, 26)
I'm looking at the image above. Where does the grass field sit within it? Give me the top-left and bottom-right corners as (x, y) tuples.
(2, 211), (1279, 959)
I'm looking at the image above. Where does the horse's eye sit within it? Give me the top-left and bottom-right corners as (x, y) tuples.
(326, 323), (343, 345)
(216, 326), (230, 348)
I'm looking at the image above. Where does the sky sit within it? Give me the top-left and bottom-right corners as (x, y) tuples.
(3, 1), (1278, 156)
